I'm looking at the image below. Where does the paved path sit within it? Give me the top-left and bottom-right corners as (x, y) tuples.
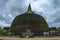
(0, 37), (60, 40)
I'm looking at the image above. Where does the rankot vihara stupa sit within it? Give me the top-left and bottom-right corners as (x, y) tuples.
(10, 4), (49, 38)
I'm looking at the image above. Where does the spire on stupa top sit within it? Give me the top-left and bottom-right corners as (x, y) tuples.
(28, 4), (32, 11)
(26, 4), (33, 14)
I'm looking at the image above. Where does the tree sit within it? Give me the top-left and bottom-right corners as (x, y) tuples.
(0, 29), (5, 36)
(0, 27), (1, 29)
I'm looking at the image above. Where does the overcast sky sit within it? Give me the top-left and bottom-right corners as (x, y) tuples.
(0, 0), (60, 28)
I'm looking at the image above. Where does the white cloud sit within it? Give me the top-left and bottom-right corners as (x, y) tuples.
(0, 0), (60, 27)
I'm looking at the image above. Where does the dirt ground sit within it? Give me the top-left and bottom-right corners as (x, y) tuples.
(0, 37), (60, 40)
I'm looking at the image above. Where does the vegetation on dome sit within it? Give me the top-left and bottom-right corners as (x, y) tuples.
(11, 13), (48, 31)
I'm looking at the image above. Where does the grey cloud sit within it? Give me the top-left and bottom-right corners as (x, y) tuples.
(0, 0), (27, 27)
(0, 0), (60, 27)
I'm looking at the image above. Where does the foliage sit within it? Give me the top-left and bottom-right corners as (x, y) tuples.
(11, 13), (49, 35)
(0, 29), (5, 36)
(0, 27), (1, 29)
